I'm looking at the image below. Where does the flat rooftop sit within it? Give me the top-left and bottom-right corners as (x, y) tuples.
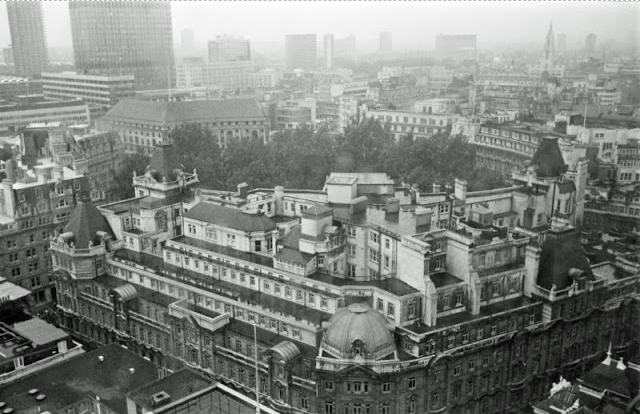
(403, 296), (536, 335)
(127, 368), (212, 410)
(0, 343), (158, 414)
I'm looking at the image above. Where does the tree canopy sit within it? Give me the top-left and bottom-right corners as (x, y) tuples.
(145, 122), (509, 196)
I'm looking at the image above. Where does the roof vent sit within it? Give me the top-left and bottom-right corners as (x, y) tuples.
(151, 391), (171, 406)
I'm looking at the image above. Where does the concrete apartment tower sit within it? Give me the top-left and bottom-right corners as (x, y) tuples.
(323, 33), (334, 70)
(285, 34), (317, 71)
(379, 32), (392, 55)
(6, 2), (48, 78)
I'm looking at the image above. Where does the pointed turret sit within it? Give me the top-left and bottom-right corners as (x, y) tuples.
(63, 192), (115, 249)
(531, 137), (567, 178)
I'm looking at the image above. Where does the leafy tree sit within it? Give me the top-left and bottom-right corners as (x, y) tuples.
(172, 124), (226, 189)
(108, 121), (507, 201)
(110, 153), (150, 200)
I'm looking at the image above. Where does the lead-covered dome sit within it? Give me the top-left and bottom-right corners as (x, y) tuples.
(321, 303), (397, 361)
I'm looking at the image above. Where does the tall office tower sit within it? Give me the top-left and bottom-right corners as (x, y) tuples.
(6, 2), (48, 78)
(207, 36), (251, 62)
(556, 33), (567, 54)
(181, 29), (195, 53)
(334, 35), (356, 59)
(69, 2), (175, 90)
(379, 32), (392, 55)
(543, 23), (555, 72)
(285, 34), (317, 71)
(323, 34), (335, 70)
(585, 33), (597, 56)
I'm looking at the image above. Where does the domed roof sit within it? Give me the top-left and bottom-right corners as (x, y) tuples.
(321, 303), (396, 361)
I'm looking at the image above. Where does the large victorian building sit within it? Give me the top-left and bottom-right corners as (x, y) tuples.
(50, 141), (640, 414)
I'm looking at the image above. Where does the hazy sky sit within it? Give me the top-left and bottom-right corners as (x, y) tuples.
(0, 1), (638, 52)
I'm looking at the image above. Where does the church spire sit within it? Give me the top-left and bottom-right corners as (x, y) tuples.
(544, 22), (555, 72)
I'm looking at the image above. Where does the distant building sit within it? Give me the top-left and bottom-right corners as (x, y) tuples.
(208, 36), (251, 63)
(324, 34), (335, 70)
(6, 2), (48, 78)
(366, 108), (454, 141)
(175, 58), (255, 92)
(275, 98), (317, 130)
(334, 35), (356, 60)
(586, 33), (597, 56)
(435, 34), (477, 62)
(248, 69), (282, 89)
(98, 97), (269, 152)
(0, 99), (90, 133)
(473, 122), (570, 177)
(285, 34), (317, 71)
(69, 1), (175, 90)
(543, 23), (555, 73)
(2, 47), (13, 65)
(0, 76), (39, 101)
(48, 124), (124, 205)
(41, 72), (135, 118)
(556, 33), (567, 53)
(379, 32), (393, 55)
(181, 29), (195, 53)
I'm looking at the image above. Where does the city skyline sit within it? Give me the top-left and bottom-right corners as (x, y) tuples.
(0, 1), (637, 54)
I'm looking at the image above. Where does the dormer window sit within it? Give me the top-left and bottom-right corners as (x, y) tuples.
(56, 185), (64, 195)
(352, 339), (364, 357)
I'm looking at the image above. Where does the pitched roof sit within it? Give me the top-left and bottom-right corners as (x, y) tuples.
(275, 247), (314, 265)
(64, 195), (115, 249)
(103, 98), (267, 124)
(581, 358), (639, 399)
(531, 137), (568, 178)
(537, 230), (593, 290)
(183, 202), (276, 232)
(149, 143), (181, 182)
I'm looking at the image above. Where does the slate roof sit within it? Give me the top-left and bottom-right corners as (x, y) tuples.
(581, 358), (640, 399)
(183, 202), (276, 232)
(275, 247), (314, 265)
(558, 181), (576, 194)
(103, 98), (267, 124)
(531, 137), (568, 178)
(149, 143), (181, 182)
(64, 195), (115, 249)
(537, 230), (593, 290)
